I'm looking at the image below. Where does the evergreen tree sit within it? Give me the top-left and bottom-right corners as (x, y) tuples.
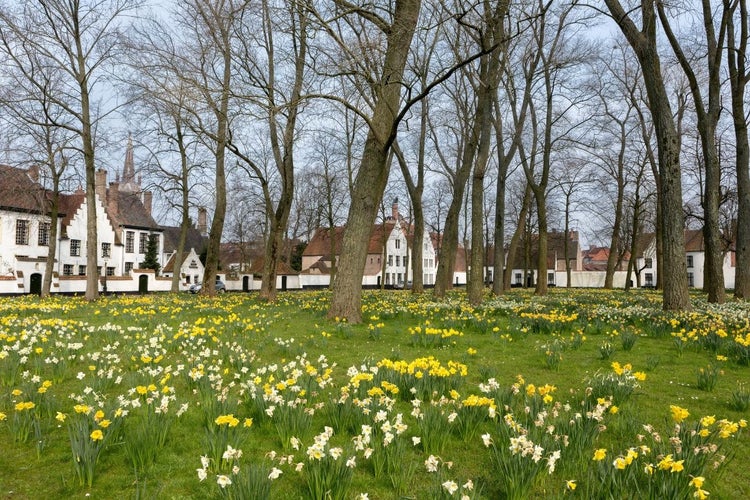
(140, 233), (161, 274)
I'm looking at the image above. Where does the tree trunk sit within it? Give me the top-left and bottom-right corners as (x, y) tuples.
(328, 0), (421, 323)
(504, 183), (532, 290)
(260, 0), (307, 301)
(201, 46), (232, 296)
(604, 0), (690, 310)
(42, 187), (60, 299)
(657, 0), (727, 303)
(171, 119), (191, 293)
(727, 0), (750, 299)
(434, 138), (475, 299)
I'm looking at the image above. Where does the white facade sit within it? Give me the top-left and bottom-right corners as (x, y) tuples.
(58, 193), (117, 279)
(0, 208), (62, 292)
(382, 220), (409, 286)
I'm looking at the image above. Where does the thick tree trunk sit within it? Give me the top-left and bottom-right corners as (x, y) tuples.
(434, 144), (474, 298)
(328, 0), (421, 323)
(605, 0), (690, 310)
(657, 0), (726, 303)
(727, 0), (750, 299)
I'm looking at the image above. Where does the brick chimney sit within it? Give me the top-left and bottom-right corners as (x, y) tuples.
(95, 169), (107, 203)
(143, 190), (152, 216)
(108, 182), (119, 219)
(391, 197), (399, 221)
(197, 207), (207, 235)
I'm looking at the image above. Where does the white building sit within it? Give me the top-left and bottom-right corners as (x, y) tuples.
(0, 137), (206, 294)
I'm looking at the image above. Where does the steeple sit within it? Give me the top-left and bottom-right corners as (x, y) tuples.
(120, 133), (140, 193)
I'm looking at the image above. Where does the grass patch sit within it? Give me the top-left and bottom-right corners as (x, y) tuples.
(0, 289), (748, 498)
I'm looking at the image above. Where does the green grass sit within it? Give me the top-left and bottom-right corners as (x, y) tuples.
(0, 289), (748, 499)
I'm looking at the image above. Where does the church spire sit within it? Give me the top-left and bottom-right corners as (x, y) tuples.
(120, 133), (140, 193)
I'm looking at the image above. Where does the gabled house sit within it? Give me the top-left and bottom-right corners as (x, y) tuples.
(161, 219), (208, 285)
(301, 199), (419, 288)
(0, 135), (176, 294)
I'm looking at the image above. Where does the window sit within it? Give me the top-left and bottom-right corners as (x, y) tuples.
(388, 255), (393, 266)
(139, 232), (148, 253)
(125, 231), (134, 253)
(687, 272), (694, 287)
(645, 258), (653, 269)
(78, 265), (86, 276)
(101, 242), (111, 258)
(395, 239), (401, 249)
(70, 239), (81, 257)
(548, 272), (555, 285)
(645, 273), (653, 286)
(38, 222), (50, 246)
(63, 264), (73, 276)
(385, 273), (390, 285)
(396, 256), (400, 267)
(15, 219), (29, 245)
(687, 255), (694, 268)
(150, 233), (159, 248)
(106, 267), (114, 277)
(125, 262), (134, 274)
(515, 273), (522, 284)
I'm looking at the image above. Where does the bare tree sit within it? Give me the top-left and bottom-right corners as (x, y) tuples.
(168, 0), (249, 296)
(656, 1), (730, 303)
(228, 0), (310, 301)
(466, 0), (511, 307)
(0, 0), (141, 300)
(603, 0), (691, 310)
(726, 0), (750, 299)
(323, 0), (422, 322)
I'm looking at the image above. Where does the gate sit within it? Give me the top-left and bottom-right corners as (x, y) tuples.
(138, 274), (149, 294)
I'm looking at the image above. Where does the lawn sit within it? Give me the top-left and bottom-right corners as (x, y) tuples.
(0, 289), (748, 499)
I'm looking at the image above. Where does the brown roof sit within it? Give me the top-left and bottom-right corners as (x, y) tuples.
(303, 227), (346, 257)
(110, 191), (159, 230)
(161, 226), (208, 254)
(367, 222), (397, 254)
(0, 165), (51, 214)
(684, 229), (704, 252)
